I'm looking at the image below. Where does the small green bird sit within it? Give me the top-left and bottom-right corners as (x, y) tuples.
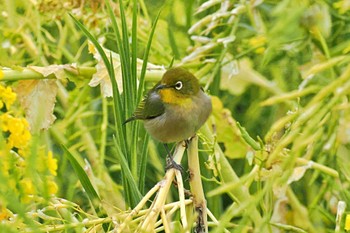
(125, 67), (212, 169)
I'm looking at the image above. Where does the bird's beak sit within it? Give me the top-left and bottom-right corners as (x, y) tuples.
(156, 84), (168, 90)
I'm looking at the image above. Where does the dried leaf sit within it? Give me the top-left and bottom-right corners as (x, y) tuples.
(88, 42), (164, 97)
(15, 80), (58, 132)
(88, 43), (123, 97)
(271, 197), (289, 226)
(287, 164), (312, 184)
(28, 64), (77, 80)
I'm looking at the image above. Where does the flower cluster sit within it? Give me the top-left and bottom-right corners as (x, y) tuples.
(0, 84), (16, 109)
(0, 113), (31, 152)
(0, 83), (58, 220)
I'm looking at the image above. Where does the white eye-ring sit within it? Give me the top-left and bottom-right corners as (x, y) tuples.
(175, 81), (183, 90)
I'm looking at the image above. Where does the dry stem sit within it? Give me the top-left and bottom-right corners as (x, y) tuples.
(188, 135), (208, 233)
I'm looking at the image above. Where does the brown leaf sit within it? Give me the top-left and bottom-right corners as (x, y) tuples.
(287, 164), (311, 184)
(15, 80), (58, 132)
(28, 64), (77, 80)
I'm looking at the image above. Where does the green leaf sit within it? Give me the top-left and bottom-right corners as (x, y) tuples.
(113, 136), (143, 206)
(61, 145), (100, 202)
(137, 9), (162, 104)
(138, 133), (149, 193)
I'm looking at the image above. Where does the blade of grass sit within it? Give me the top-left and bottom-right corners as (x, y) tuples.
(62, 145), (100, 204)
(62, 145), (110, 231)
(124, 0), (139, 183)
(109, 0), (133, 123)
(131, 0), (138, 106)
(138, 133), (149, 193)
(113, 136), (143, 206)
(129, 0), (140, 182)
(104, 0), (128, 152)
(137, 10), (162, 104)
(105, 2), (134, 185)
(118, 0), (132, 99)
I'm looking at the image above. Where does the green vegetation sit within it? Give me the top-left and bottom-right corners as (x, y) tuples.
(1, 0), (350, 232)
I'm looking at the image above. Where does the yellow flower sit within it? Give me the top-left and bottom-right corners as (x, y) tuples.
(0, 84), (17, 109)
(20, 180), (35, 203)
(0, 206), (9, 221)
(248, 35), (267, 54)
(345, 214), (350, 231)
(47, 151), (58, 176)
(20, 178), (35, 203)
(0, 113), (9, 131)
(47, 179), (58, 195)
(20, 178), (35, 195)
(0, 114), (31, 150)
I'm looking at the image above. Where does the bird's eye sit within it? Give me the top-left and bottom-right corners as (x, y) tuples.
(175, 81), (183, 90)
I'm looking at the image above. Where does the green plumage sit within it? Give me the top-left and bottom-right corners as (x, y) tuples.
(124, 82), (165, 123)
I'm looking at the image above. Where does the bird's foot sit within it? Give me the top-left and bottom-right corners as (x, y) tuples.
(184, 135), (196, 148)
(184, 139), (190, 148)
(166, 155), (183, 172)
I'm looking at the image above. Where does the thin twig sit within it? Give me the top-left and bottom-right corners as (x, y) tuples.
(175, 170), (189, 232)
(160, 208), (171, 233)
(117, 182), (160, 232)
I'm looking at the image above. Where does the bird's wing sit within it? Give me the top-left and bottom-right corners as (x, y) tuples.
(124, 88), (165, 124)
(135, 91), (165, 119)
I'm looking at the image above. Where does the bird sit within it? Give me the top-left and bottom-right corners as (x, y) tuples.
(124, 67), (212, 170)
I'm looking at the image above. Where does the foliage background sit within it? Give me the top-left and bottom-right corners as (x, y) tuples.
(1, 0), (350, 232)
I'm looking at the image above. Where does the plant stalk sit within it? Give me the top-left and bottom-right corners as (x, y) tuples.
(188, 135), (208, 233)
(139, 141), (186, 232)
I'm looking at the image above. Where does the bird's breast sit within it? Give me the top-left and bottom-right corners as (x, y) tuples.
(144, 91), (212, 143)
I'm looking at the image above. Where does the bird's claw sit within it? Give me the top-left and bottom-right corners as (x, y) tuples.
(184, 135), (196, 148)
(166, 156), (183, 172)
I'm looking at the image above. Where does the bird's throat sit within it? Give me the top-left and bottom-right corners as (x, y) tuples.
(159, 89), (191, 106)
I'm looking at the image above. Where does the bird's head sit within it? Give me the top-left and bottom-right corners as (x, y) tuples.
(156, 67), (200, 105)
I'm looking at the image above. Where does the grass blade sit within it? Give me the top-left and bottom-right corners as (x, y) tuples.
(62, 145), (100, 202)
(113, 136), (143, 206)
(138, 133), (149, 193)
(137, 10), (162, 104)
(62, 145), (111, 231)
(104, 0), (130, 167)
